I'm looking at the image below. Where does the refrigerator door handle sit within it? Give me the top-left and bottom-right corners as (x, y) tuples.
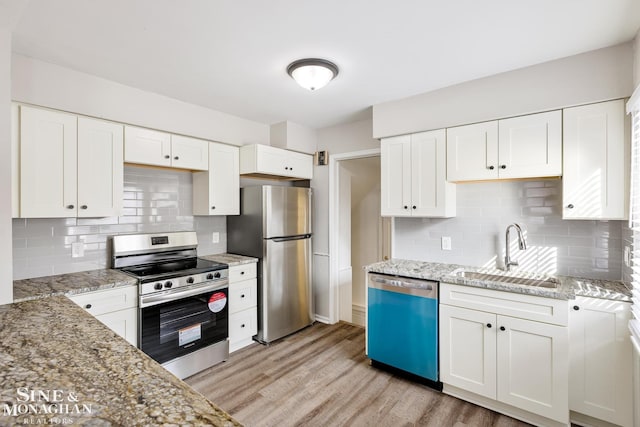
(270, 234), (312, 242)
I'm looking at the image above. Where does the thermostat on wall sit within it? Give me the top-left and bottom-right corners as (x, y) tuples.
(315, 150), (328, 166)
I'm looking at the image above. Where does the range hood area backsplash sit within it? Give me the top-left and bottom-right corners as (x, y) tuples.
(12, 166), (227, 280)
(394, 179), (630, 282)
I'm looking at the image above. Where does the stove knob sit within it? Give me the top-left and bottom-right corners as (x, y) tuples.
(186, 277), (195, 284)
(214, 272), (221, 279)
(154, 283), (163, 290)
(206, 273), (214, 280)
(164, 281), (173, 289)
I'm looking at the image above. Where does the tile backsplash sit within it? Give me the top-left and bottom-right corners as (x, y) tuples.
(13, 166), (226, 280)
(394, 180), (626, 281)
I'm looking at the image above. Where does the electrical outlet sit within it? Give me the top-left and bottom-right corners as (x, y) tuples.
(71, 242), (84, 258)
(441, 236), (452, 251)
(624, 245), (631, 267)
(212, 232), (220, 244)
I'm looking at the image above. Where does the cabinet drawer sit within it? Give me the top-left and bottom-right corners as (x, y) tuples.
(229, 278), (257, 314)
(229, 307), (258, 342)
(229, 263), (257, 282)
(69, 286), (138, 316)
(440, 282), (568, 326)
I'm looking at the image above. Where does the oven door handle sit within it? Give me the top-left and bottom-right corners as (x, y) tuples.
(140, 280), (228, 308)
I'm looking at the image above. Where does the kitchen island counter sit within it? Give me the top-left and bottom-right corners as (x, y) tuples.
(0, 296), (240, 426)
(365, 259), (631, 302)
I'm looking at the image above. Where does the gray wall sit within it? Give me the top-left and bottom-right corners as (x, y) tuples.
(13, 166), (226, 280)
(0, 28), (12, 303)
(394, 180), (624, 281)
(373, 42), (634, 138)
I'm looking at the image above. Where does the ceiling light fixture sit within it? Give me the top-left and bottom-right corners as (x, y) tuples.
(287, 58), (339, 91)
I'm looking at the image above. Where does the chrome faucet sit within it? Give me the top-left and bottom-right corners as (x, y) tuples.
(504, 223), (527, 271)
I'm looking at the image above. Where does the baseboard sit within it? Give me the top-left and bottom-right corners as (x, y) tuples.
(314, 314), (330, 324)
(352, 303), (365, 327)
(570, 411), (623, 427)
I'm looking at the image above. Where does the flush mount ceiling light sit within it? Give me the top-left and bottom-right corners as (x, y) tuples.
(287, 58), (339, 91)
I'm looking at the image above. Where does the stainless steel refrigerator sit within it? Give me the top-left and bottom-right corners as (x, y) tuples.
(227, 186), (313, 343)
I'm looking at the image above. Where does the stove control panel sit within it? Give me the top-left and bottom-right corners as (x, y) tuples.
(140, 269), (229, 295)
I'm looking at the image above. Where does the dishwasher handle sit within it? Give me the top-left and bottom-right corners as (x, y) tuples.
(368, 273), (438, 299)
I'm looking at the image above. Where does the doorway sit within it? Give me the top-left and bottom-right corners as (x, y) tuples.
(329, 149), (391, 326)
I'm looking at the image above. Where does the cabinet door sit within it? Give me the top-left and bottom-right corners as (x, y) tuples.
(77, 117), (123, 217)
(285, 150), (313, 179)
(96, 307), (138, 346)
(380, 135), (411, 216)
(498, 110), (562, 179)
(563, 100), (628, 219)
(497, 315), (568, 423)
(124, 125), (171, 167)
(439, 304), (497, 398)
(569, 297), (633, 427)
(253, 144), (288, 176)
(447, 121), (499, 182)
(20, 106), (78, 217)
(202, 142), (239, 215)
(170, 134), (209, 171)
(229, 306), (258, 352)
(411, 130), (455, 217)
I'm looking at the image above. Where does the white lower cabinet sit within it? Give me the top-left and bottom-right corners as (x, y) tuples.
(439, 283), (569, 425)
(228, 263), (258, 352)
(569, 296), (633, 427)
(68, 285), (138, 346)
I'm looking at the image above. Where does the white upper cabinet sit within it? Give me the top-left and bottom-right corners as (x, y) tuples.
(19, 106), (123, 218)
(447, 110), (562, 181)
(124, 126), (171, 167)
(239, 144), (313, 180)
(497, 111), (562, 179)
(124, 126), (209, 171)
(562, 99), (629, 220)
(77, 117), (124, 217)
(193, 142), (240, 216)
(381, 129), (455, 217)
(20, 106), (78, 218)
(170, 134), (209, 171)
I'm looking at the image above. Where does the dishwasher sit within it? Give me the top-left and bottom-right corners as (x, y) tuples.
(367, 272), (440, 388)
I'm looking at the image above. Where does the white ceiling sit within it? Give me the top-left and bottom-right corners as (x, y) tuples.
(11, 0), (640, 129)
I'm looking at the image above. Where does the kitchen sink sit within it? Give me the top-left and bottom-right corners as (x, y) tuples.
(454, 270), (559, 288)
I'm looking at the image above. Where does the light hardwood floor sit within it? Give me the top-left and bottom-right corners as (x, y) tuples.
(185, 322), (532, 427)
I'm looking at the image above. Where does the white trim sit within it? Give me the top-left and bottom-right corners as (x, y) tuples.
(627, 85), (640, 114)
(314, 314), (330, 324)
(329, 148), (381, 324)
(352, 303), (366, 327)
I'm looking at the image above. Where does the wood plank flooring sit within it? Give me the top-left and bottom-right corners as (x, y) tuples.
(185, 322), (532, 427)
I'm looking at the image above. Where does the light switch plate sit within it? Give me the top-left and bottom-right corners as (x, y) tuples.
(441, 236), (452, 251)
(212, 232), (220, 244)
(71, 242), (84, 258)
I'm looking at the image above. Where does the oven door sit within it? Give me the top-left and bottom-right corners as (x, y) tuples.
(140, 281), (228, 365)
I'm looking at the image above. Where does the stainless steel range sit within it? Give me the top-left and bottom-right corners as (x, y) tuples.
(112, 231), (229, 379)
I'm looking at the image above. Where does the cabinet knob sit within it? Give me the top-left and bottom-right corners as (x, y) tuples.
(290, 167), (293, 170)
(499, 326), (506, 331)
(573, 305), (580, 311)
(81, 205), (88, 210)
(567, 204), (574, 209)
(174, 156), (179, 160)
(403, 206), (408, 210)
(285, 167), (289, 170)
(241, 294), (245, 298)
(241, 324), (245, 328)
(241, 271), (245, 275)
(164, 155), (170, 159)
(486, 323), (492, 328)
(85, 304), (92, 309)
(211, 206), (216, 210)
(67, 205), (75, 209)
(488, 166), (495, 170)
(412, 206), (417, 209)
(500, 165), (506, 169)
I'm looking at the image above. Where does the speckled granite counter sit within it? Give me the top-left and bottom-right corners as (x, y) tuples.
(200, 253), (258, 266)
(13, 269), (138, 303)
(0, 296), (240, 426)
(365, 259), (632, 302)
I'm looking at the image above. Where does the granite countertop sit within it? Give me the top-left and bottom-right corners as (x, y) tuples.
(13, 269), (138, 303)
(365, 259), (632, 302)
(0, 296), (240, 426)
(200, 253), (258, 266)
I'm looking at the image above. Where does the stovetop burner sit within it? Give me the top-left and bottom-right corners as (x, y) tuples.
(120, 257), (227, 283)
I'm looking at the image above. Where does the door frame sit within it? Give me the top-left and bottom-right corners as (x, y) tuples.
(328, 148), (382, 324)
